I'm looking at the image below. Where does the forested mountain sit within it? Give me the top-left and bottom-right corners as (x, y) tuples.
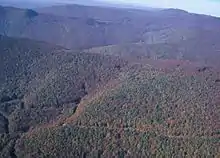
(1, 5), (220, 50)
(16, 63), (220, 157)
(0, 3), (219, 158)
(84, 33), (220, 68)
(0, 35), (127, 157)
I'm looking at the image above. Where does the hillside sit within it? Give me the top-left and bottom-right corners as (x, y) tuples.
(84, 31), (220, 68)
(1, 5), (220, 50)
(0, 3), (220, 158)
(1, 35), (219, 158)
(0, 6), (141, 49)
(15, 63), (220, 157)
(36, 4), (156, 21)
(0, 35), (127, 157)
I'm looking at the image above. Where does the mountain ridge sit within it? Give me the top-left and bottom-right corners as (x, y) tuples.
(1, 5), (220, 51)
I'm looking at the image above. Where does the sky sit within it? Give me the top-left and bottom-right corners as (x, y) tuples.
(99, 0), (220, 17)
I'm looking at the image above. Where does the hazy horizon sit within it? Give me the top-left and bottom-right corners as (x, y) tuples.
(100, 0), (220, 17)
(1, 0), (220, 17)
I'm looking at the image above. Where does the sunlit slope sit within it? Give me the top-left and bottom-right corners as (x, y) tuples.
(16, 65), (220, 157)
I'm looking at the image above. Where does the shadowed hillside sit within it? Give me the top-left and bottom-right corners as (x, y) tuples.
(36, 4), (157, 21)
(1, 5), (220, 50)
(0, 35), (127, 157)
(0, 6), (142, 49)
(84, 30), (220, 67)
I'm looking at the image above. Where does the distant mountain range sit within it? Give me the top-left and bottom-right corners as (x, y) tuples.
(1, 4), (220, 51)
(57, 0), (158, 10)
(0, 0), (158, 10)
(0, 0), (49, 8)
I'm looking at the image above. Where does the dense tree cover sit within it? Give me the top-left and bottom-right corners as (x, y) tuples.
(15, 66), (220, 157)
(0, 35), (219, 157)
(16, 125), (219, 158)
(85, 31), (220, 68)
(76, 67), (220, 136)
(0, 4), (220, 157)
(0, 36), (127, 157)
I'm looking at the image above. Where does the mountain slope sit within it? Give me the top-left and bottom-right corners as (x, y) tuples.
(0, 35), (127, 157)
(84, 31), (220, 68)
(0, 34), (127, 132)
(0, 6), (142, 49)
(0, 4), (220, 157)
(36, 4), (156, 21)
(1, 5), (220, 50)
(15, 64), (220, 157)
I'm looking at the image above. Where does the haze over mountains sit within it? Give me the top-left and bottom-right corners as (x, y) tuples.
(0, 0), (156, 9)
(0, 1), (219, 158)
